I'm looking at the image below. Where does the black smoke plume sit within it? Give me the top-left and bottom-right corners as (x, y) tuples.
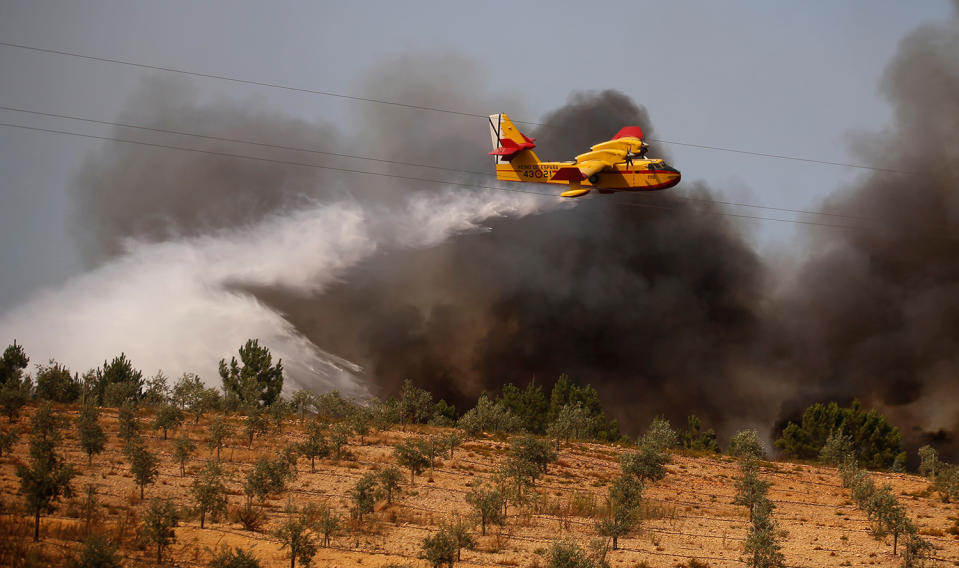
(262, 89), (771, 436)
(772, 5), (959, 460)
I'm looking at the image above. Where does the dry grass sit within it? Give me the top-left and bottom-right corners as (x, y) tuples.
(1, 404), (957, 567)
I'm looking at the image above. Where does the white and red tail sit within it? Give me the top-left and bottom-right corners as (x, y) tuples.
(488, 113), (540, 167)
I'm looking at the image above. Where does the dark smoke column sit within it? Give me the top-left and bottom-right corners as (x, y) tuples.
(776, 4), (959, 460)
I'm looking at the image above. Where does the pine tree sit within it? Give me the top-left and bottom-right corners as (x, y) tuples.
(219, 339), (284, 407)
(16, 403), (77, 541)
(77, 404), (106, 465)
(128, 441), (159, 500)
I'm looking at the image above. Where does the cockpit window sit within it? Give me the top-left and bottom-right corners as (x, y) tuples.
(659, 162), (679, 173)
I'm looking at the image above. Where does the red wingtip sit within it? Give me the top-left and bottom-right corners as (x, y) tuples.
(612, 126), (644, 140)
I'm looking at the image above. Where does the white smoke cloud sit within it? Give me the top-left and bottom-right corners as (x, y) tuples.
(0, 187), (561, 394)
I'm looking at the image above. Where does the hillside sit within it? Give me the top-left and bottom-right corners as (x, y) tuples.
(1, 404), (957, 567)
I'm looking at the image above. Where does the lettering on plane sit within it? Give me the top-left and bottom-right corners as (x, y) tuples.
(512, 163), (660, 180)
(514, 163), (561, 179)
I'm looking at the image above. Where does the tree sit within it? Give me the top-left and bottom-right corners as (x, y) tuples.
(466, 484), (505, 536)
(0, 426), (20, 456)
(621, 445), (669, 482)
(219, 339), (284, 407)
(173, 435), (196, 476)
(933, 463), (959, 502)
(243, 457), (291, 504)
(917, 445), (938, 479)
(819, 428), (854, 466)
(0, 341), (29, 386)
(681, 414), (720, 452)
(329, 422), (351, 461)
(547, 403), (599, 450)
(446, 517), (475, 562)
(35, 360), (81, 403)
(864, 485), (910, 553)
(641, 417), (679, 450)
(96, 353), (143, 406)
(72, 534), (121, 568)
(457, 393), (522, 436)
(77, 404), (106, 465)
(547, 374), (619, 441)
(273, 507), (318, 568)
(743, 498), (785, 568)
(498, 380), (548, 433)
(728, 429), (766, 460)
(142, 498), (179, 565)
(116, 402), (140, 445)
(0, 371), (31, 422)
(350, 473), (377, 521)
(128, 441), (159, 499)
(544, 540), (596, 568)
(735, 458), (784, 568)
(431, 398), (457, 426)
(395, 438), (431, 484)
(192, 461), (228, 529)
(299, 420), (329, 472)
(289, 389), (317, 422)
(208, 415), (234, 461)
(734, 459), (773, 522)
(399, 379), (433, 424)
(348, 408), (372, 443)
(508, 434), (557, 484)
(152, 403), (184, 440)
(596, 474), (643, 550)
(775, 400), (902, 469)
(377, 466), (403, 504)
(318, 506), (341, 547)
(208, 546), (262, 568)
(141, 371), (171, 407)
(172, 373), (221, 423)
(440, 431), (464, 459)
(244, 408), (270, 448)
(16, 403), (77, 541)
(422, 525), (457, 568)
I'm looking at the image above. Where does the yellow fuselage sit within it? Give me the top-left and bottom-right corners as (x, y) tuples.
(495, 159), (681, 192)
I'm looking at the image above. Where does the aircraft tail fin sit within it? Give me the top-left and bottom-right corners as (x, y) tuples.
(488, 113), (539, 165)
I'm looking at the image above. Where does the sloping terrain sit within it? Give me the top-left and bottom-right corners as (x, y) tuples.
(1, 405), (957, 567)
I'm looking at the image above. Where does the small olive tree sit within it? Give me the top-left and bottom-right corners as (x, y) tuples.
(142, 498), (179, 565)
(191, 461), (228, 529)
(466, 484), (505, 536)
(394, 438), (431, 484)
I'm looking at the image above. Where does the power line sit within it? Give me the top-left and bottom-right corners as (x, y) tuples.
(0, 104), (876, 223)
(0, 40), (914, 175)
(2, 119), (930, 236)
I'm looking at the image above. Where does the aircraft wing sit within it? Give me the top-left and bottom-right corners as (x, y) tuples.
(550, 154), (624, 182)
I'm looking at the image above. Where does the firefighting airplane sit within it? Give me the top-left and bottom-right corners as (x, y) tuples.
(488, 113), (681, 197)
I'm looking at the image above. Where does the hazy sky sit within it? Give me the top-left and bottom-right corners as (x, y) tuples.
(0, 0), (954, 311)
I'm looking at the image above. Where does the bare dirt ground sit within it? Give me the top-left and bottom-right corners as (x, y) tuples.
(1, 404), (957, 567)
